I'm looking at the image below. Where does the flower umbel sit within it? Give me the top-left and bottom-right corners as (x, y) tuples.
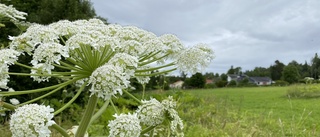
(136, 98), (165, 126)
(9, 104), (55, 137)
(108, 113), (141, 137)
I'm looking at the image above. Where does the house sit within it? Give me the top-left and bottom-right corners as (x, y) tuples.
(249, 77), (272, 85)
(169, 80), (184, 89)
(227, 74), (248, 83)
(206, 79), (214, 84)
(227, 74), (272, 86)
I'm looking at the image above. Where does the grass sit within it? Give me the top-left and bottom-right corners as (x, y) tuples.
(2, 86), (320, 136)
(173, 86), (320, 136)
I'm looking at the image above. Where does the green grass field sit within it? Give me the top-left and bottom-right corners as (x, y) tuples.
(2, 86), (320, 136)
(169, 86), (320, 137)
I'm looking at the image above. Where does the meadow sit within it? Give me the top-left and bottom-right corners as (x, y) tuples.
(147, 86), (320, 137)
(2, 86), (320, 136)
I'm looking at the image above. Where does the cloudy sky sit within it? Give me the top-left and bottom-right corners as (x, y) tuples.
(91, 0), (320, 74)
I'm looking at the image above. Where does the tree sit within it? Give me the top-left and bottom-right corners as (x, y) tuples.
(311, 53), (320, 79)
(187, 73), (206, 88)
(220, 73), (228, 81)
(282, 64), (300, 84)
(245, 67), (270, 77)
(204, 72), (215, 79)
(270, 60), (285, 80)
(227, 65), (235, 74)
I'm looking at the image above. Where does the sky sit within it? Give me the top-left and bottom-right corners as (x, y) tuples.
(91, 0), (320, 74)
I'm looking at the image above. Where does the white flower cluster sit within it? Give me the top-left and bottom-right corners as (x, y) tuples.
(136, 98), (165, 126)
(162, 96), (184, 133)
(108, 113), (141, 137)
(0, 49), (20, 89)
(0, 3), (27, 21)
(136, 97), (184, 135)
(88, 64), (131, 100)
(176, 43), (215, 74)
(108, 53), (138, 69)
(9, 98), (20, 105)
(9, 104), (55, 137)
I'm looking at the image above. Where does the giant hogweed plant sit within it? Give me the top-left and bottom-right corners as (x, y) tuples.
(0, 3), (214, 137)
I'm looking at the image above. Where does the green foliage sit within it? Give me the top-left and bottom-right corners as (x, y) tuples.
(282, 64), (300, 84)
(215, 80), (227, 87)
(245, 67), (271, 77)
(287, 84), (320, 98)
(228, 80), (237, 87)
(270, 60), (285, 80)
(185, 73), (206, 88)
(205, 83), (217, 89)
(273, 80), (289, 86)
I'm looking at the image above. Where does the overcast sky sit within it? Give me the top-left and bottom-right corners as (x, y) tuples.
(91, 0), (320, 74)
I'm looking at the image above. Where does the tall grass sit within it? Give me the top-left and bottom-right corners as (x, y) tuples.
(146, 87), (320, 136)
(2, 87), (320, 136)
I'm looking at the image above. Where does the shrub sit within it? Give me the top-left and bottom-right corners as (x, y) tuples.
(287, 84), (320, 98)
(273, 80), (289, 86)
(205, 83), (217, 89)
(215, 80), (228, 88)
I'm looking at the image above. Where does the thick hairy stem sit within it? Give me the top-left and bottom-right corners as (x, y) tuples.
(75, 94), (98, 137)
(89, 99), (110, 125)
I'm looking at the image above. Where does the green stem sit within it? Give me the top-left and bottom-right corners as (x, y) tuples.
(139, 51), (161, 62)
(0, 102), (16, 110)
(51, 124), (70, 137)
(135, 68), (177, 77)
(14, 61), (34, 70)
(75, 94), (98, 137)
(53, 63), (80, 71)
(123, 90), (142, 104)
(139, 53), (170, 66)
(89, 99), (110, 125)
(6, 72), (63, 77)
(54, 81), (88, 115)
(110, 100), (119, 114)
(140, 125), (157, 135)
(135, 62), (175, 73)
(0, 78), (80, 96)
(18, 84), (65, 107)
(142, 84), (146, 100)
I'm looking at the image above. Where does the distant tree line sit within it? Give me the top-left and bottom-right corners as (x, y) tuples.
(159, 53), (320, 89)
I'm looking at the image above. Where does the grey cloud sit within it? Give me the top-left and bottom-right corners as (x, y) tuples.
(91, 0), (320, 74)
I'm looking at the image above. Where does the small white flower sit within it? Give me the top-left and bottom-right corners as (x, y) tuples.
(10, 104), (55, 137)
(176, 43), (214, 74)
(136, 98), (165, 126)
(108, 53), (138, 69)
(159, 34), (184, 54)
(0, 3), (27, 20)
(161, 96), (184, 133)
(31, 42), (69, 68)
(134, 65), (152, 85)
(108, 113), (141, 137)
(30, 63), (52, 82)
(9, 98), (20, 105)
(0, 49), (20, 89)
(88, 64), (131, 100)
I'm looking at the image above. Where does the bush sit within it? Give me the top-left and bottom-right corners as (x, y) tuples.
(287, 84), (320, 98)
(273, 80), (289, 86)
(205, 83), (217, 89)
(227, 80), (237, 87)
(215, 80), (227, 88)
